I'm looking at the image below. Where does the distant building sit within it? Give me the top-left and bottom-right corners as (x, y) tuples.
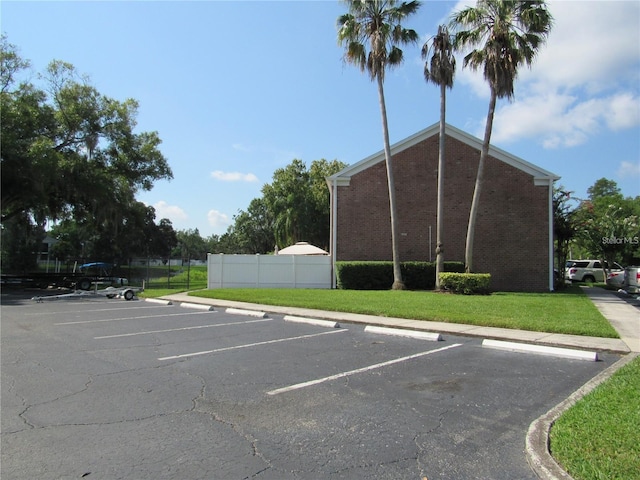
(326, 123), (559, 292)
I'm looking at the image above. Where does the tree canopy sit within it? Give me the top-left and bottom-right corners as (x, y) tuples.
(451, 0), (553, 101)
(234, 158), (346, 253)
(573, 178), (640, 266)
(555, 179), (640, 269)
(1, 36), (174, 270)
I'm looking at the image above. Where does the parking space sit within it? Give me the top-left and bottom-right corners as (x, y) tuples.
(2, 294), (619, 479)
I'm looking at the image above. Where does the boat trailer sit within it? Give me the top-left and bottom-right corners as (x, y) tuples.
(32, 285), (143, 303)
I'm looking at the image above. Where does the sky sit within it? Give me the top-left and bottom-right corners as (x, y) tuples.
(3, 0), (639, 238)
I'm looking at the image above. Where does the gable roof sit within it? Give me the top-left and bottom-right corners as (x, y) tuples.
(327, 122), (559, 186)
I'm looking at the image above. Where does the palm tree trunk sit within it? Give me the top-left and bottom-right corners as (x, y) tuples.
(435, 82), (446, 289)
(377, 74), (404, 289)
(465, 88), (497, 273)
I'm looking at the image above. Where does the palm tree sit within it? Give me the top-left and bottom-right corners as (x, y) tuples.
(422, 25), (456, 290)
(450, 0), (552, 273)
(337, 0), (421, 290)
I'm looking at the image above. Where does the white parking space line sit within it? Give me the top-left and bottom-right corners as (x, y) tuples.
(267, 343), (463, 396)
(26, 305), (162, 316)
(94, 318), (273, 339)
(55, 311), (213, 326)
(158, 329), (349, 361)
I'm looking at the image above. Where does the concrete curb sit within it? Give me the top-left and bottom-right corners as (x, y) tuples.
(482, 339), (598, 362)
(284, 315), (340, 328)
(144, 298), (172, 306)
(364, 325), (442, 342)
(226, 307), (268, 318)
(526, 352), (639, 479)
(179, 302), (215, 311)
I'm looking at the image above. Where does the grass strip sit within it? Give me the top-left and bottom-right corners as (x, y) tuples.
(189, 286), (618, 338)
(550, 356), (640, 480)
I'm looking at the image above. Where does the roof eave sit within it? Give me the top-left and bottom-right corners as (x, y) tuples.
(330, 122), (560, 183)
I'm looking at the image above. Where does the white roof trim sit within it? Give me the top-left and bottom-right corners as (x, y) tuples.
(327, 122), (560, 183)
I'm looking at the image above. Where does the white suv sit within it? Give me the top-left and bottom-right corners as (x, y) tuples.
(565, 260), (624, 283)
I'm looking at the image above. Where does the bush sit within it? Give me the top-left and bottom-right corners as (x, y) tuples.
(335, 261), (465, 290)
(439, 273), (491, 294)
(335, 262), (391, 290)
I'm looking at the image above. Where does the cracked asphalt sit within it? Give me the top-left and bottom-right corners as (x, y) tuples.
(1, 291), (619, 479)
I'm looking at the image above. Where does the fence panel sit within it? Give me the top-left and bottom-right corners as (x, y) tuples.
(207, 254), (332, 289)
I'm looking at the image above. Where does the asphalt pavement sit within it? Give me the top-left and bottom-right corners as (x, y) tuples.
(2, 285), (637, 479)
(159, 285), (640, 480)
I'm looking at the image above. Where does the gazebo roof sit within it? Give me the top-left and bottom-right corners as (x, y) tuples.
(277, 242), (328, 255)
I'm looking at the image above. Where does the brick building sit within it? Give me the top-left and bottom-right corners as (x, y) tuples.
(326, 123), (559, 292)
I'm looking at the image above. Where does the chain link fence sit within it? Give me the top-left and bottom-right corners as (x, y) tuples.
(125, 257), (207, 291)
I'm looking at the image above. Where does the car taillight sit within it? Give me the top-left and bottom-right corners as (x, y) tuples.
(569, 268), (577, 274)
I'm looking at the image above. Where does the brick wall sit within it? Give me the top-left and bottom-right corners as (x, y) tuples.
(335, 134), (551, 292)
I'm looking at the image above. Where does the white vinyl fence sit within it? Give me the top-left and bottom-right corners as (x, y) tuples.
(207, 254), (332, 289)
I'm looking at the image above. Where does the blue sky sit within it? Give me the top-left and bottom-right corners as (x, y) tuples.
(3, 0), (639, 237)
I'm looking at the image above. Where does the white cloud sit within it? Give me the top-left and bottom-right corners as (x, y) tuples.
(211, 170), (259, 182)
(617, 161), (640, 179)
(604, 93), (640, 131)
(528, 1), (640, 92)
(450, 0), (640, 148)
(152, 201), (188, 221)
(456, 65), (490, 99)
(207, 209), (230, 228)
(489, 92), (576, 146)
(232, 143), (252, 152)
(491, 91), (640, 148)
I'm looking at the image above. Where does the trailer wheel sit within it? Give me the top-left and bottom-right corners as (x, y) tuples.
(124, 289), (135, 301)
(78, 278), (91, 291)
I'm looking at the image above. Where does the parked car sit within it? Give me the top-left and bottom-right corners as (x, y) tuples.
(623, 266), (640, 293)
(606, 270), (625, 289)
(565, 259), (624, 283)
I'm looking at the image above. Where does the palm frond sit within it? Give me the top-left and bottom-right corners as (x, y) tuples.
(450, 0), (552, 99)
(422, 24), (456, 88)
(337, 0), (421, 82)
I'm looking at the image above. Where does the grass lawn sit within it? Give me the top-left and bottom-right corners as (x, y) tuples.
(188, 285), (619, 338)
(550, 355), (640, 480)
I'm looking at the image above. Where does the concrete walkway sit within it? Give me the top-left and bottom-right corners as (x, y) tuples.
(580, 286), (640, 353)
(159, 286), (639, 480)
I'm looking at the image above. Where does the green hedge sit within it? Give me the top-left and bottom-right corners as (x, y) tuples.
(335, 261), (465, 290)
(438, 272), (491, 294)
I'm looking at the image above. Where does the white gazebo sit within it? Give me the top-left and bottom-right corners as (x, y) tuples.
(277, 242), (329, 256)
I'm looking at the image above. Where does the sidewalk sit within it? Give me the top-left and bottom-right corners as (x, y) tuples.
(580, 286), (640, 353)
(161, 287), (638, 354)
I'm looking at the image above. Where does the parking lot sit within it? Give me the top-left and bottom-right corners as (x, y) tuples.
(1, 293), (619, 479)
